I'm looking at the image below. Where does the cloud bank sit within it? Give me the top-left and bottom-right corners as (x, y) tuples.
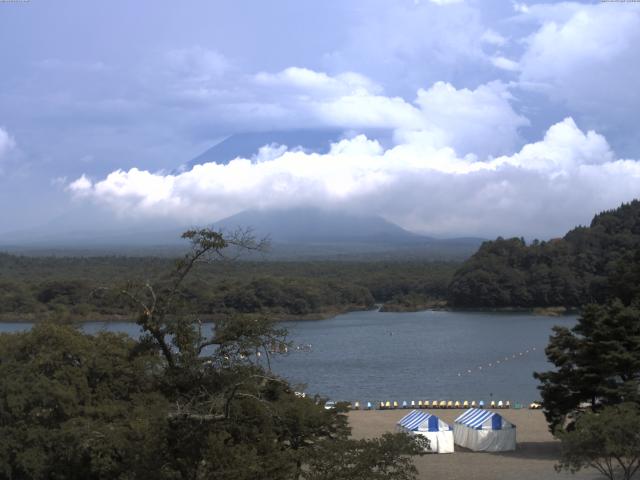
(70, 117), (640, 239)
(4, 1), (640, 237)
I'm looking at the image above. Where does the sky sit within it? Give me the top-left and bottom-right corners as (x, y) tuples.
(1, 0), (640, 239)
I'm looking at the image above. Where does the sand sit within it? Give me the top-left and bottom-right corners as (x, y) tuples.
(348, 409), (601, 480)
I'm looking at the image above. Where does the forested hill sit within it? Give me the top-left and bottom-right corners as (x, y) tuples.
(448, 200), (640, 308)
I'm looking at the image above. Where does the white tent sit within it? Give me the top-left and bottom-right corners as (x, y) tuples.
(453, 408), (516, 452)
(397, 410), (454, 453)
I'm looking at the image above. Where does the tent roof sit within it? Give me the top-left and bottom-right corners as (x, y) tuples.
(397, 410), (450, 432)
(454, 408), (514, 430)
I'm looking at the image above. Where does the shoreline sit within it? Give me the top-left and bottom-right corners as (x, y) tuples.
(0, 304), (579, 324)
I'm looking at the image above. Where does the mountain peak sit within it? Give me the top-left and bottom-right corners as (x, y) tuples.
(215, 207), (423, 244)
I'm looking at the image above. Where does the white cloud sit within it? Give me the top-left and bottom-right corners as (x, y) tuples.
(517, 3), (640, 134)
(481, 29), (508, 47)
(249, 70), (528, 157)
(491, 56), (519, 72)
(69, 118), (640, 238)
(325, 0), (490, 93)
(0, 127), (16, 163)
(410, 81), (528, 156)
(254, 67), (381, 96)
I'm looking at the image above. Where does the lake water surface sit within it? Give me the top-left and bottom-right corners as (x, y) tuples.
(0, 310), (576, 405)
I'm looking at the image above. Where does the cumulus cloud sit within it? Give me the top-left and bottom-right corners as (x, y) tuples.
(325, 0), (491, 93)
(69, 118), (640, 238)
(249, 70), (528, 157)
(254, 67), (381, 96)
(0, 127), (16, 160)
(516, 2), (640, 147)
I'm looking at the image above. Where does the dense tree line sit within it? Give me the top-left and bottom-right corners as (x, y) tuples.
(449, 200), (640, 308)
(0, 253), (456, 321)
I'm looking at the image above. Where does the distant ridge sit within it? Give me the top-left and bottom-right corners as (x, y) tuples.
(214, 207), (423, 244)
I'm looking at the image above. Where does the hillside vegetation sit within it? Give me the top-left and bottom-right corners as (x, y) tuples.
(449, 200), (640, 308)
(0, 255), (456, 322)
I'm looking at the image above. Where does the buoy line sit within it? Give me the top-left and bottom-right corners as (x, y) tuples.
(456, 346), (538, 377)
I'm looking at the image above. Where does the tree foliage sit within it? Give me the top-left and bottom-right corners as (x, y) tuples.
(0, 252), (459, 321)
(534, 300), (640, 432)
(0, 228), (425, 479)
(556, 403), (640, 480)
(450, 200), (640, 308)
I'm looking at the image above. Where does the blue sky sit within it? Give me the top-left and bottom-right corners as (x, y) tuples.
(1, 0), (640, 238)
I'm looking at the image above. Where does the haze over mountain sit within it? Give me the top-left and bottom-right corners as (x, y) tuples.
(0, 129), (483, 259)
(214, 207), (420, 244)
(0, 204), (483, 260)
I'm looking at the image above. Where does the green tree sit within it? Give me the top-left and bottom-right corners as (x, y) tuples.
(0, 323), (168, 480)
(534, 300), (640, 432)
(0, 228), (426, 479)
(556, 403), (640, 480)
(302, 433), (427, 480)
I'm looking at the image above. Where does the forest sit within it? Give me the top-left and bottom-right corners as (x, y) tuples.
(0, 253), (457, 322)
(449, 200), (640, 308)
(3, 201), (640, 322)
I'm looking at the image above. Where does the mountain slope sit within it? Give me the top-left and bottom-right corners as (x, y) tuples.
(449, 200), (640, 308)
(185, 130), (343, 168)
(214, 207), (423, 244)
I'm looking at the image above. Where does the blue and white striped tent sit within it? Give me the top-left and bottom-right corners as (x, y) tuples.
(398, 410), (451, 432)
(397, 410), (454, 453)
(453, 408), (516, 452)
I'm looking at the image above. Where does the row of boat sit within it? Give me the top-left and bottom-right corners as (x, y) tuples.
(350, 400), (543, 410)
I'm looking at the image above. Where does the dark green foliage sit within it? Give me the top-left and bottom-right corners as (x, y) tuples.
(556, 403), (640, 480)
(0, 252), (457, 321)
(0, 323), (168, 480)
(534, 300), (640, 432)
(302, 433), (427, 480)
(450, 200), (640, 308)
(0, 228), (425, 479)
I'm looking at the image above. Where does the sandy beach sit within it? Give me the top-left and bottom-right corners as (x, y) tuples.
(348, 409), (601, 480)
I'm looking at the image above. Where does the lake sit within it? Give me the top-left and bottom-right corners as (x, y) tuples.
(0, 310), (576, 405)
